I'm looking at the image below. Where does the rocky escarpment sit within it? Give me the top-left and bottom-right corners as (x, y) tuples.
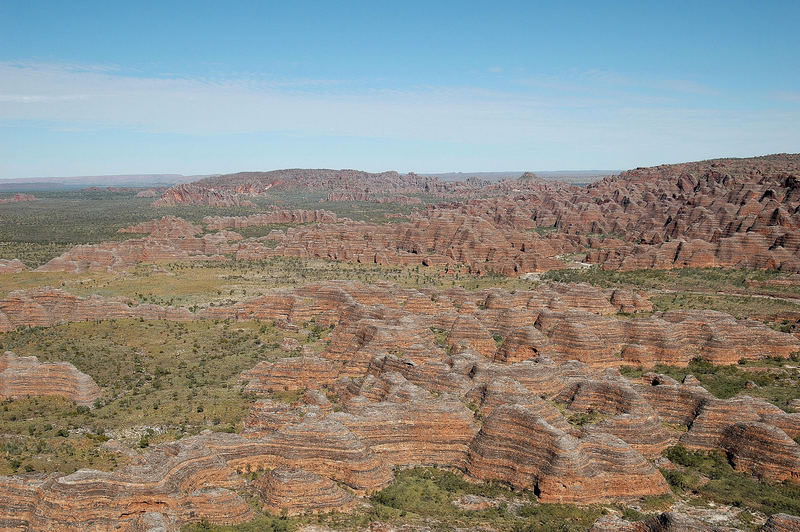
(237, 210), (572, 275)
(33, 155), (800, 277)
(152, 183), (256, 207)
(326, 191), (422, 205)
(2, 282), (795, 368)
(194, 168), (554, 198)
(209, 155), (800, 274)
(18, 155), (800, 277)
(0, 351), (101, 406)
(212, 282), (797, 369)
(459, 154), (800, 272)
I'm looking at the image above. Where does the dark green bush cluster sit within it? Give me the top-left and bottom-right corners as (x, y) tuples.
(662, 445), (800, 516)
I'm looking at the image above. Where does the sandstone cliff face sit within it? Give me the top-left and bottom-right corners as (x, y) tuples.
(590, 511), (718, 531)
(0, 351), (101, 406)
(516, 154), (800, 272)
(4, 282), (795, 369)
(206, 155), (800, 274)
(465, 404), (669, 503)
(760, 513), (800, 532)
(0, 422), (393, 531)
(246, 210), (572, 275)
(152, 183), (256, 207)
(193, 168), (549, 198)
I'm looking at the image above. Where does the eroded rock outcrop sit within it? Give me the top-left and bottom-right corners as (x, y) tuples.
(636, 375), (800, 483)
(0, 194), (36, 204)
(0, 259), (26, 274)
(464, 404), (669, 503)
(36, 221), (242, 272)
(0, 288), (192, 331)
(0, 351), (101, 406)
(760, 513), (800, 532)
(590, 511), (717, 531)
(153, 183), (256, 207)
(203, 209), (341, 230)
(118, 216), (202, 238)
(256, 467), (355, 515)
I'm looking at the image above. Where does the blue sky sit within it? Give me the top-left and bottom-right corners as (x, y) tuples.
(1, 0), (798, 178)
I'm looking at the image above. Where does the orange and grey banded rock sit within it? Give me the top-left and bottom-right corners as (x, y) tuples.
(256, 467), (355, 515)
(0, 352), (101, 406)
(464, 404), (670, 503)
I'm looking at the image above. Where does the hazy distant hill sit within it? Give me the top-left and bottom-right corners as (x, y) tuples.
(0, 174), (201, 190)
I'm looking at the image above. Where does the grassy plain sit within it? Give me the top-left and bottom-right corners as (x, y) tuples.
(0, 318), (325, 475)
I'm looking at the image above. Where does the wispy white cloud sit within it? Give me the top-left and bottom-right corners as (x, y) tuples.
(0, 61), (797, 174)
(518, 69), (719, 98)
(0, 94), (88, 103)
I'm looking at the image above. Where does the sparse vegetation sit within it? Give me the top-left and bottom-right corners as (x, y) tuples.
(0, 319), (304, 474)
(662, 445), (800, 516)
(619, 356), (800, 410)
(182, 467), (608, 531)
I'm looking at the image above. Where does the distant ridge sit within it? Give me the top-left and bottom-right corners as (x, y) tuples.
(422, 170), (615, 184)
(0, 174), (202, 189)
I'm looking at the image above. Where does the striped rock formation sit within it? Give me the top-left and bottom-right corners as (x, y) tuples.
(0, 259), (26, 274)
(464, 404), (669, 503)
(152, 183), (255, 207)
(203, 209), (341, 230)
(118, 216), (202, 238)
(760, 513), (800, 532)
(35, 229), (242, 273)
(255, 467), (355, 515)
(590, 511), (717, 531)
(0, 420), (392, 531)
(0, 288), (192, 331)
(636, 375), (800, 483)
(0, 352), (101, 406)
